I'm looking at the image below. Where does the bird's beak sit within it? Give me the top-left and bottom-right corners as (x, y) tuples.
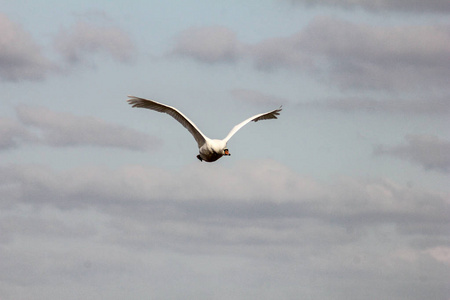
(224, 149), (230, 156)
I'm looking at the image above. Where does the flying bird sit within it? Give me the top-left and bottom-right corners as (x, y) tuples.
(127, 96), (282, 162)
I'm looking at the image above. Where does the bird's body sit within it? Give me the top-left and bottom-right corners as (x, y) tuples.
(127, 96), (282, 162)
(198, 138), (227, 162)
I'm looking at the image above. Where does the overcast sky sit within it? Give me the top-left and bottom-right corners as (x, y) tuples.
(1, 1), (449, 299)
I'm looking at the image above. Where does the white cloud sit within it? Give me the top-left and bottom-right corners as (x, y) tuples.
(0, 13), (53, 81)
(375, 135), (450, 173)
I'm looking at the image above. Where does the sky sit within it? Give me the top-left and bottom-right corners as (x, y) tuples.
(0, 0), (449, 299)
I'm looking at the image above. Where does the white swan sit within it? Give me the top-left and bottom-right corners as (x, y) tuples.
(127, 96), (282, 162)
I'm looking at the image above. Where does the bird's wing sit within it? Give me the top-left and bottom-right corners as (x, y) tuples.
(127, 96), (207, 148)
(223, 106), (282, 143)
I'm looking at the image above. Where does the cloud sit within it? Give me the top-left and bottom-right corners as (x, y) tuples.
(249, 16), (450, 91)
(170, 17), (450, 91)
(285, 0), (450, 13)
(426, 246), (450, 265)
(297, 17), (450, 90)
(0, 117), (34, 150)
(0, 12), (136, 82)
(0, 105), (159, 152)
(54, 21), (135, 65)
(0, 13), (53, 81)
(0, 161), (448, 299)
(301, 96), (450, 115)
(12, 105), (159, 150)
(375, 135), (450, 173)
(231, 89), (288, 107)
(1, 161), (447, 238)
(171, 26), (240, 63)
(247, 33), (311, 71)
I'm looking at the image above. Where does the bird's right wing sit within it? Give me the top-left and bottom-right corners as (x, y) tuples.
(127, 96), (207, 148)
(223, 106), (282, 143)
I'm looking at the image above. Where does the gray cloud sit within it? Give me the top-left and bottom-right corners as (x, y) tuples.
(54, 21), (135, 65)
(301, 96), (450, 115)
(0, 13), (54, 81)
(247, 33), (310, 71)
(0, 161), (448, 299)
(0, 12), (135, 82)
(285, 0), (450, 13)
(171, 26), (240, 63)
(231, 88), (288, 107)
(171, 17), (450, 91)
(297, 17), (450, 90)
(12, 105), (159, 151)
(0, 117), (34, 150)
(375, 135), (450, 173)
(1, 161), (447, 240)
(0, 105), (158, 152)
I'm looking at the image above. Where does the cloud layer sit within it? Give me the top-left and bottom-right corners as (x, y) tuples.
(300, 96), (450, 115)
(1, 160), (449, 299)
(54, 21), (134, 65)
(0, 117), (31, 149)
(0, 14), (135, 82)
(2, 160), (449, 245)
(0, 13), (53, 81)
(172, 26), (239, 63)
(231, 88), (288, 107)
(0, 105), (158, 151)
(375, 135), (450, 173)
(287, 0), (450, 13)
(1, 4), (448, 300)
(172, 17), (450, 91)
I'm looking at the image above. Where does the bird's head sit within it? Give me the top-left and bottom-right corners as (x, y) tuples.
(210, 140), (230, 156)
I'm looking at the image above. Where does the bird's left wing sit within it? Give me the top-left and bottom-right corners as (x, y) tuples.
(127, 96), (207, 148)
(223, 106), (282, 143)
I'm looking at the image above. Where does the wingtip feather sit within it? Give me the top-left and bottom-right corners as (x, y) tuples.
(126, 96), (143, 108)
